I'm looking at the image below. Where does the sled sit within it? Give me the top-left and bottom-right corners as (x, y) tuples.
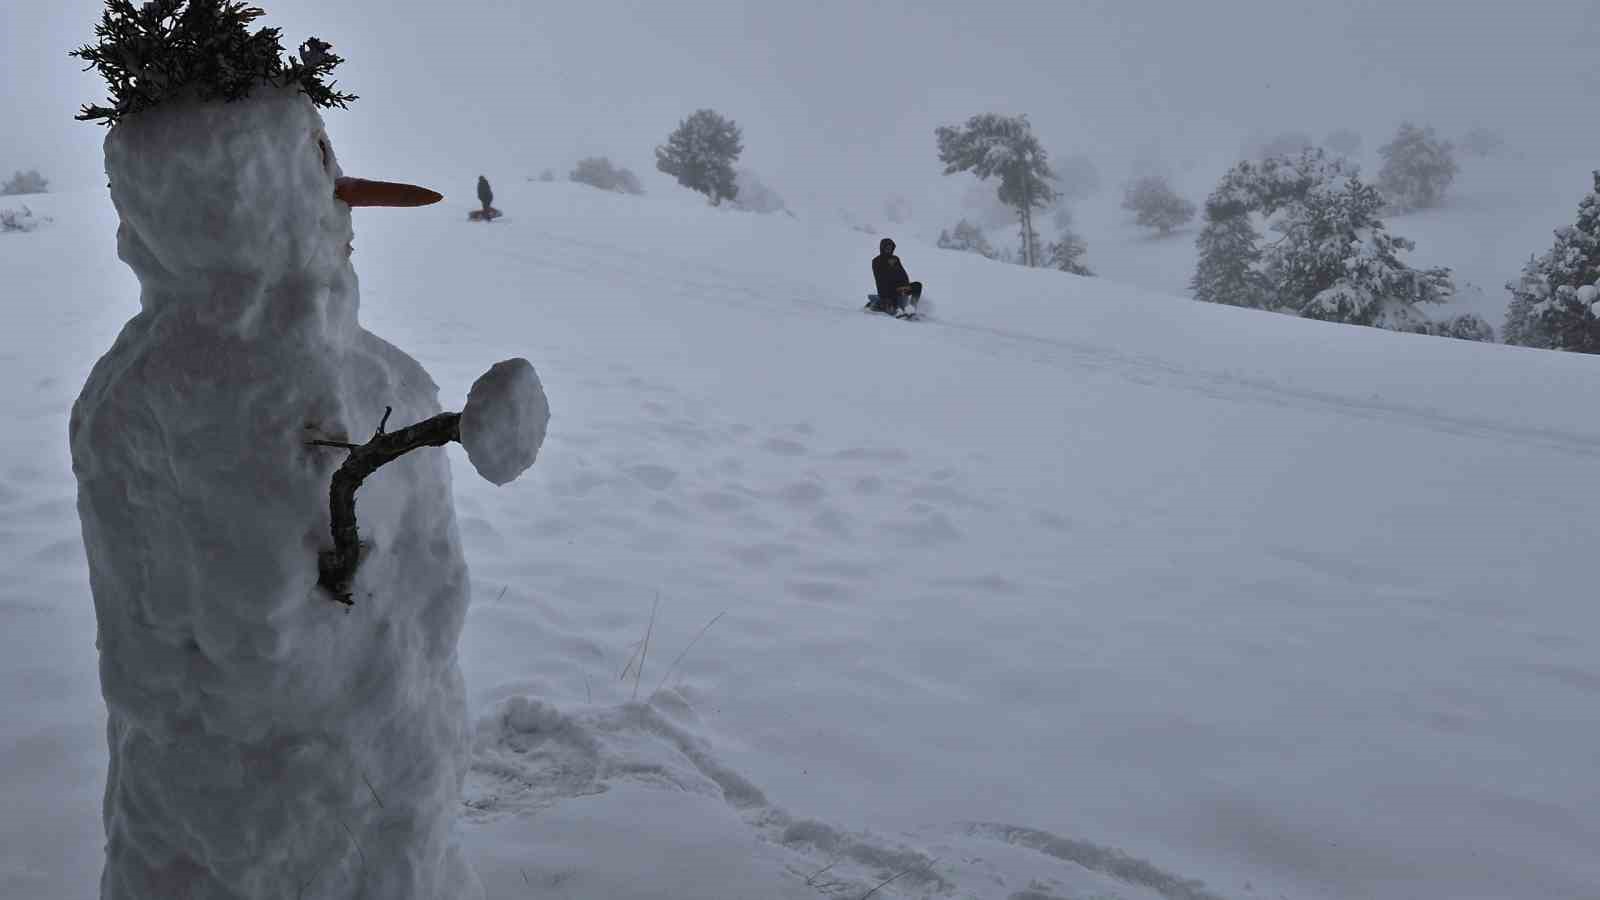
(865, 293), (920, 320)
(468, 206), (503, 222)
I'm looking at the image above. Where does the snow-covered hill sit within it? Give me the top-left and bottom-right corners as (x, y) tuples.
(3, 181), (1598, 899)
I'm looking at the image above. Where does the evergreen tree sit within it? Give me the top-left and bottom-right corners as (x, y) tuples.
(1502, 172), (1600, 353)
(1042, 205), (1092, 275)
(1377, 122), (1458, 211)
(936, 113), (1056, 267)
(655, 109), (742, 206)
(1266, 174), (1451, 326)
(70, 0), (355, 126)
(1191, 207), (1266, 307)
(936, 219), (998, 259)
(1121, 174), (1196, 235)
(1192, 149), (1453, 329)
(476, 175), (493, 212)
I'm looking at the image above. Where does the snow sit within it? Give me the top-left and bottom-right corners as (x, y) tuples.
(4, 167), (1600, 900)
(460, 358), (550, 486)
(69, 90), (479, 899)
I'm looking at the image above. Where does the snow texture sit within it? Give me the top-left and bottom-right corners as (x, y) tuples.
(460, 358), (549, 486)
(8, 167), (1600, 900)
(69, 89), (481, 899)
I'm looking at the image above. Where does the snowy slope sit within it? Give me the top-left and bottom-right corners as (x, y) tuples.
(3, 181), (1599, 900)
(941, 153), (1596, 330)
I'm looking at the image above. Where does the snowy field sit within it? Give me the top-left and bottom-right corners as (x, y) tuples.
(4, 179), (1599, 899)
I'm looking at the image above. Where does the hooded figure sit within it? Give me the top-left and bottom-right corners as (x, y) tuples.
(476, 174), (493, 213)
(871, 237), (922, 316)
(71, 87), (481, 900)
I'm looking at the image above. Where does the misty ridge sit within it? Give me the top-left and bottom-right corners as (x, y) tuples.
(12, 1), (1593, 349)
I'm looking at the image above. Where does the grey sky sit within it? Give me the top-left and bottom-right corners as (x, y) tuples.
(5, 0), (1598, 215)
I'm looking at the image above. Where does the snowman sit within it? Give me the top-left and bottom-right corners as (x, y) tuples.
(68, 5), (547, 898)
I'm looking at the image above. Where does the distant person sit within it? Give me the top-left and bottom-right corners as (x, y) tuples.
(871, 238), (921, 317)
(476, 175), (494, 214)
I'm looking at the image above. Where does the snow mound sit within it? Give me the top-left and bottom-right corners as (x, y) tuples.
(460, 358), (550, 485)
(0, 205), (49, 233)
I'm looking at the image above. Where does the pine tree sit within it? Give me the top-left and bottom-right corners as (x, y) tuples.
(1191, 207), (1266, 307)
(1502, 172), (1600, 353)
(1045, 233), (1093, 276)
(1268, 174), (1452, 326)
(1121, 174), (1196, 235)
(70, 0), (355, 126)
(655, 109), (742, 206)
(1192, 149), (1453, 328)
(1042, 205), (1092, 275)
(1377, 123), (1458, 211)
(936, 113), (1056, 267)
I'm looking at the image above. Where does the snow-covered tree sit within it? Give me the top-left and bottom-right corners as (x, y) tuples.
(730, 169), (786, 213)
(1191, 206), (1266, 307)
(1191, 149), (1454, 329)
(1265, 174), (1452, 326)
(1377, 122), (1458, 211)
(937, 113), (1056, 267)
(570, 156), (643, 194)
(1, 169), (49, 195)
(1502, 172), (1600, 353)
(1322, 129), (1363, 159)
(937, 219), (998, 259)
(1423, 313), (1496, 342)
(1045, 234), (1093, 275)
(1042, 204), (1091, 275)
(655, 109), (742, 205)
(1121, 174), (1196, 235)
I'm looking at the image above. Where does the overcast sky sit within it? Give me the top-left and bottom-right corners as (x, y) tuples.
(5, 0), (1598, 216)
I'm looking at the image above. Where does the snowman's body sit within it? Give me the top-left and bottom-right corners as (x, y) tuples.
(71, 89), (481, 899)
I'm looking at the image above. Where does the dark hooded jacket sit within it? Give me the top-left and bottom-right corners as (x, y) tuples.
(476, 175), (494, 210)
(872, 240), (910, 299)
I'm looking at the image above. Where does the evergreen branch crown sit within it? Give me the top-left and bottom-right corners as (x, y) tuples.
(71, 0), (356, 126)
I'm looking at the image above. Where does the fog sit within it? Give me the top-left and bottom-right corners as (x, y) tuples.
(5, 0), (1598, 217)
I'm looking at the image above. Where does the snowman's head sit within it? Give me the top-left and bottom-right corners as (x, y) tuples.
(104, 88), (438, 329)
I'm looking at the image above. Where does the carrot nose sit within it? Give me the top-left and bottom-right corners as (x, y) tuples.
(334, 177), (443, 207)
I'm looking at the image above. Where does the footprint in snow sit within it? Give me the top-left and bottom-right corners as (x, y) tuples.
(761, 436), (809, 457)
(626, 463), (678, 491)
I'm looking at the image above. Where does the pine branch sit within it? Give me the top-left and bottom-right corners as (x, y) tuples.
(71, 0), (356, 126)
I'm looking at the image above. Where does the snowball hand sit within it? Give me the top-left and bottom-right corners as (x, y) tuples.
(312, 358), (549, 603)
(460, 359), (551, 486)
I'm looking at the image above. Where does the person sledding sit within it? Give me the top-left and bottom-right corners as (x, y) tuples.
(869, 237), (922, 318)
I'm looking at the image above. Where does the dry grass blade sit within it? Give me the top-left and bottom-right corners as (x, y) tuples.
(632, 594), (659, 701)
(654, 610), (727, 695)
(859, 857), (938, 900)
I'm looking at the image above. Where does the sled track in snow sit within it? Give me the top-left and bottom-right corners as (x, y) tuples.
(472, 224), (1600, 460)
